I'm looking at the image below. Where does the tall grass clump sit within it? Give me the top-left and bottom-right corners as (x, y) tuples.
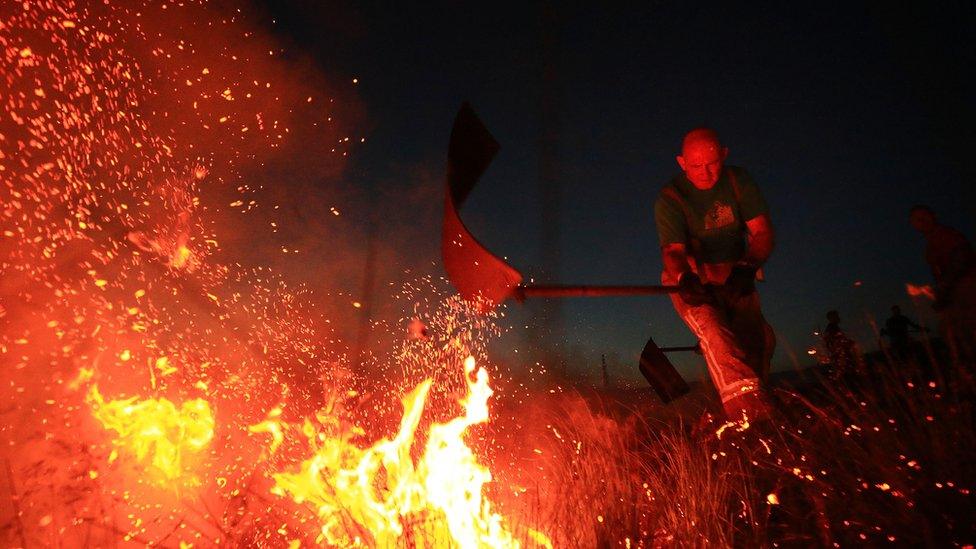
(495, 344), (974, 547)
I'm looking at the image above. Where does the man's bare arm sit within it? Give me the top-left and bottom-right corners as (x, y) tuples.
(743, 214), (775, 266)
(662, 242), (692, 282)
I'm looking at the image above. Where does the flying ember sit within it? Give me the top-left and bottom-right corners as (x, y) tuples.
(0, 1), (546, 545)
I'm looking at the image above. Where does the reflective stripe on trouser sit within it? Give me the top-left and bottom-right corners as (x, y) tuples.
(665, 273), (774, 406)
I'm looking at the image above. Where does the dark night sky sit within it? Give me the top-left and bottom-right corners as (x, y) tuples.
(253, 1), (975, 381)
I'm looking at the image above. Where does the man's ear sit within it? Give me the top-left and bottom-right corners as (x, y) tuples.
(720, 147), (729, 161)
(676, 155), (686, 170)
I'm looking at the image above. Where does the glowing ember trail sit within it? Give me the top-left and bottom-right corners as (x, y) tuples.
(906, 283), (935, 300)
(87, 384), (215, 482)
(267, 356), (551, 548)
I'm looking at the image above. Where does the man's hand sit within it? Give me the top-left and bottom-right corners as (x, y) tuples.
(678, 272), (711, 306)
(726, 264), (758, 297)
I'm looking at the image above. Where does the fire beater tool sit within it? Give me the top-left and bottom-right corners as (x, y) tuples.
(638, 338), (700, 402)
(441, 103), (692, 402)
(441, 103), (678, 308)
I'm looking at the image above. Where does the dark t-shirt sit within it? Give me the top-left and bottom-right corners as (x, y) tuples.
(654, 165), (769, 265)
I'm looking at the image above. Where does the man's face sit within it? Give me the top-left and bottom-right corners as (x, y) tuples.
(677, 139), (728, 190)
(909, 210), (936, 234)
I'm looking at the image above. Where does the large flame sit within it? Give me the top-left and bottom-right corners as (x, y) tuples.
(266, 356), (550, 548)
(87, 385), (215, 481)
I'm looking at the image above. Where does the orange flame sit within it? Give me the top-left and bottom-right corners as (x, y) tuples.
(266, 356), (550, 547)
(87, 385), (215, 481)
(248, 406), (286, 455)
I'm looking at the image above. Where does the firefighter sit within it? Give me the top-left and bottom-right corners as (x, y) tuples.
(881, 305), (925, 359)
(909, 205), (976, 360)
(655, 128), (776, 421)
(823, 310), (858, 378)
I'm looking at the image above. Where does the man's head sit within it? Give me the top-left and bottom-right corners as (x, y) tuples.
(677, 128), (728, 190)
(826, 310), (840, 323)
(891, 305), (901, 316)
(909, 205), (937, 234)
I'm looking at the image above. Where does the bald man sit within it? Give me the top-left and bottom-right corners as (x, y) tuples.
(655, 128), (776, 421)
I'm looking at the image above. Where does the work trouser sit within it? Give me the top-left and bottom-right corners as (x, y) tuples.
(665, 274), (775, 415)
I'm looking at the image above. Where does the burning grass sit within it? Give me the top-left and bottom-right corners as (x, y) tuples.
(5, 301), (972, 548)
(1, 0), (974, 546)
(481, 350), (975, 547)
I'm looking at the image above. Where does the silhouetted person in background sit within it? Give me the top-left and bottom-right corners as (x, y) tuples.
(656, 128), (776, 421)
(823, 310), (858, 378)
(909, 205), (976, 361)
(882, 305), (924, 359)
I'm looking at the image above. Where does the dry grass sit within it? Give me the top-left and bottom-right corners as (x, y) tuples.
(488, 344), (975, 547)
(496, 394), (758, 547)
(3, 345), (973, 547)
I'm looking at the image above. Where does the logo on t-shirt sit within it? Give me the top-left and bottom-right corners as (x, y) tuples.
(704, 201), (735, 230)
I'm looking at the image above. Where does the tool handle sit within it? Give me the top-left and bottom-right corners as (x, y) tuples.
(658, 345), (701, 353)
(518, 284), (678, 300)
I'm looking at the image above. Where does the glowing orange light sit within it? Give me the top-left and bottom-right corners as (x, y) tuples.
(170, 245), (193, 269)
(267, 356), (551, 547)
(87, 386), (215, 481)
(906, 283), (935, 300)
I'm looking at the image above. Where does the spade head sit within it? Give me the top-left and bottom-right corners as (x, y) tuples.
(441, 103), (523, 310)
(638, 335), (691, 403)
